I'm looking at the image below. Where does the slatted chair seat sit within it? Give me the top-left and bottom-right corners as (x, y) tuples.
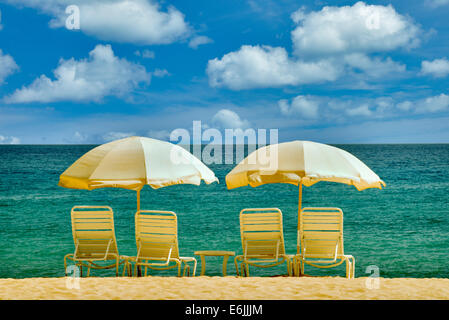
(64, 206), (130, 277)
(294, 207), (355, 279)
(128, 210), (197, 277)
(234, 208), (293, 277)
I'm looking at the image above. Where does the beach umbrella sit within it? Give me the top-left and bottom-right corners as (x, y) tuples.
(225, 140), (385, 253)
(59, 136), (218, 210)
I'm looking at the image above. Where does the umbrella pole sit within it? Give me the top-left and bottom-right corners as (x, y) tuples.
(137, 190), (140, 212)
(297, 181), (303, 255)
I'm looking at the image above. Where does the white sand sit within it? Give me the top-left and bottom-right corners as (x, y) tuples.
(1, 276), (449, 300)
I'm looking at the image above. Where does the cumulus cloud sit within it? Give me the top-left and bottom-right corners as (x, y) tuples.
(147, 129), (171, 140)
(152, 68), (170, 78)
(207, 45), (340, 90)
(0, 50), (19, 84)
(277, 93), (449, 124)
(207, 2), (416, 90)
(6, 0), (192, 45)
(134, 49), (155, 59)
(102, 131), (135, 142)
(346, 104), (372, 117)
(4, 44), (151, 103)
(188, 35), (213, 49)
(73, 131), (88, 143)
(421, 58), (449, 78)
(416, 94), (449, 113)
(396, 94), (449, 114)
(0, 135), (21, 144)
(426, 0), (449, 8)
(291, 1), (421, 56)
(211, 109), (250, 129)
(343, 53), (406, 78)
(278, 96), (320, 119)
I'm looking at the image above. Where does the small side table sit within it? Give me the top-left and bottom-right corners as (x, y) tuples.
(194, 250), (235, 276)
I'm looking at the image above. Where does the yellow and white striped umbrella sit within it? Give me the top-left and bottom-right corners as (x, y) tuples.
(59, 136), (218, 209)
(226, 140), (385, 253)
(226, 140), (385, 191)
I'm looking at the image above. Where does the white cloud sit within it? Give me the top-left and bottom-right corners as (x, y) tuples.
(417, 94), (449, 113)
(426, 0), (449, 8)
(134, 49), (155, 59)
(103, 131), (135, 142)
(0, 50), (19, 84)
(346, 104), (372, 117)
(207, 2), (416, 90)
(7, 0), (192, 45)
(73, 131), (88, 143)
(152, 68), (170, 78)
(276, 94), (449, 123)
(397, 101), (413, 111)
(188, 35), (213, 49)
(211, 109), (250, 129)
(343, 53), (406, 78)
(207, 45), (340, 90)
(397, 94), (449, 114)
(147, 129), (171, 140)
(291, 2), (421, 56)
(4, 44), (150, 103)
(421, 58), (449, 78)
(278, 96), (319, 118)
(0, 135), (21, 144)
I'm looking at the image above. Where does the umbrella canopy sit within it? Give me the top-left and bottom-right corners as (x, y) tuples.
(59, 136), (218, 209)
(225, 140), (385, 253)
(226, 140), (385, 190)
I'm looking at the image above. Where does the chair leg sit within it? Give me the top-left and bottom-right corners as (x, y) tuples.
(192, 259), (197, 277)
(183, 264), (190, 277)
(242, 263), (249, 277)
(352, 258), (356, 279)
(122, 261), (127, 276)
(235, 259), (240, 277)
(86, 262), (91, 277)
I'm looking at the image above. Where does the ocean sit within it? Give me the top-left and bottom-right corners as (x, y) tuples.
(0, 144), (448, 279)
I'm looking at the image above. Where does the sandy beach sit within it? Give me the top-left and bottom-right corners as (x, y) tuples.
(1, 276), (449, 300)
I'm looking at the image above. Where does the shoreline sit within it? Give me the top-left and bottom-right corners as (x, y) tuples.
(1, 276), (449, 300)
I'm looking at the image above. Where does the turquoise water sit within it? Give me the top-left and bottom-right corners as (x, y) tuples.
(1, 144), (449, 279)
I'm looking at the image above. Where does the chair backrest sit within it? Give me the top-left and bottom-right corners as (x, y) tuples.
(71, 206), (118, 259)
(135, 210), (179, 262)
(239, 208), (285, 262)
(299, 207), (344, 261)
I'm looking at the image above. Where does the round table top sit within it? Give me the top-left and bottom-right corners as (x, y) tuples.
(194, 250), (235, 256)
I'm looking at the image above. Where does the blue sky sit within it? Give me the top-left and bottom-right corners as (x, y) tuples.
(0, 0), (448, 144)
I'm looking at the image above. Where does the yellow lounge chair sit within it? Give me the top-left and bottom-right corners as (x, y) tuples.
(234, 208), (293, 277)
(294, 207), (355, 278)
(129, 210), (197, 277)
(64, 206), (129, 277)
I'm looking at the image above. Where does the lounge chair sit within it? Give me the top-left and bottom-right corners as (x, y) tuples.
(128, 210), (197, 277)
(234, 208), (293, 277)
(294, 207), (355, 278)
(64, 206), (129, 277)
